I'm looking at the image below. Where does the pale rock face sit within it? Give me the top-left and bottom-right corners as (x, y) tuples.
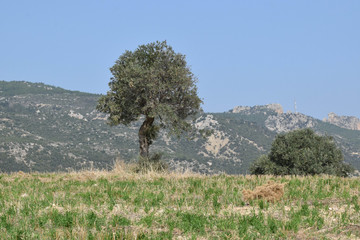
(265, 103), (284, 115)
(92, 113), (108, 121)
(195, 115), (229, 157)
(194, 114), (243, 164)
(204, 131), (229, 156)
(231, 103), (283, 115)
(9, 144), (28, 163)
(195, 115), (219, 129)
(265, 113), (316, 133)
(232, 106), (251, 113)
(68, 110), (87, 121)
(324, 112), (360, 131)
(7, 143), (36, 168)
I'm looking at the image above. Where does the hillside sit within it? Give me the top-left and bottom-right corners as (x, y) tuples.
(0, 81), (359, 173)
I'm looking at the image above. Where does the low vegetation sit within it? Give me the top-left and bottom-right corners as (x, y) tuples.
(0, 162), (359, 239)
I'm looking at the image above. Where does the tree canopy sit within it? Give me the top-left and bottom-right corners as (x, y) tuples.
(250, 128), (354, 177)
(96, 41), (202, 164)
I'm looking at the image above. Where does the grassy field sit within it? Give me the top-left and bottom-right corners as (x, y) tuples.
(0, 162), (359, 239)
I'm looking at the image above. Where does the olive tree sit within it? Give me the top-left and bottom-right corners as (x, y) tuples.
(97, 41), (202, 165)
(250, 128), (354, 177)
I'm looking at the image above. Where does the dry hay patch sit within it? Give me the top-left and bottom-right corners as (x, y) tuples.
(242, 181), (285, 202)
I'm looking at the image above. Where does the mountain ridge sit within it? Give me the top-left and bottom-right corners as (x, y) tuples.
(0, 80), (359, 174)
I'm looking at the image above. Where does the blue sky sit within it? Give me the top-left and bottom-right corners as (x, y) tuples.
(1, 1), (359, 119)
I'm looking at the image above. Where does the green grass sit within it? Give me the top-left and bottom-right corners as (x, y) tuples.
(0, 167), (359, 239)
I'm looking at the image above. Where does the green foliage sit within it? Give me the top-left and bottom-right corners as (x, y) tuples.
(97, 41), (202, 128)
(250, 129), (354, 176)
(249, 155), (276, 175)
(96, 41), (202, 163)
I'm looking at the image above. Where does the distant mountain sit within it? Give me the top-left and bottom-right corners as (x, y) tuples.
(0, 81), (359, 174)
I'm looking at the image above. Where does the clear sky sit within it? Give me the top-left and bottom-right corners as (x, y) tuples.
(1, 1), (359, 119)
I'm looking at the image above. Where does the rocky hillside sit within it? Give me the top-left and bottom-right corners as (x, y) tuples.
(0, 81), (359, 174)
(324, 112), (360, 131)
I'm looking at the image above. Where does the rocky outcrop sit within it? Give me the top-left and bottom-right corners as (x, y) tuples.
(195, 115), (241, 161)
(265, 113), (316, 133)
(323, 113), (360, 131)
(195, 114), (219, 129)
(231, 103), (283, 115)
(231, 106), (251, 113)
(265, 104), (284, 115)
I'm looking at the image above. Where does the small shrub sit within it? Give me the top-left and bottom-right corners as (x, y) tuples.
(135, 153), (168, 173)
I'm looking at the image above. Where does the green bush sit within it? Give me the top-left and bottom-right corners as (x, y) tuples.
(250, 129), (354, 177)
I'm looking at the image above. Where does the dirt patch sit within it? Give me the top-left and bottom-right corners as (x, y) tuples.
(242, 181), (285, 202)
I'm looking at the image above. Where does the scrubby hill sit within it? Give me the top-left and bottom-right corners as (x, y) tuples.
(0, 80), (359, 173)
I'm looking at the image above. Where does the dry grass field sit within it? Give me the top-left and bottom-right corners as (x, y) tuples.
(0, 162), (359, 239)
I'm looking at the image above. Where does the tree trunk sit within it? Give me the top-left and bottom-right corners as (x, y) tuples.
(138, 116), (155, 161)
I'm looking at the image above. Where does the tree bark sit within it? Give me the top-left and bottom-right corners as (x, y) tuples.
(138, 116), (155, 160)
